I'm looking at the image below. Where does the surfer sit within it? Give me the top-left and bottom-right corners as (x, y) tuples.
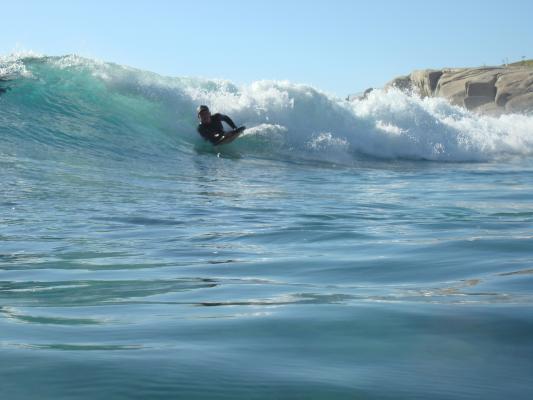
(196, 105), (245, 145)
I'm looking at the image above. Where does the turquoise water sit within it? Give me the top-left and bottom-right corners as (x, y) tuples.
(1, 55), (533, 399)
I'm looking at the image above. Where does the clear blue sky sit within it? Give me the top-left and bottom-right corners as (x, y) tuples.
(2, 0), (532, 96)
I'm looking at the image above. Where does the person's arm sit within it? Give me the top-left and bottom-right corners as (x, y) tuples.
(213, 127), (245, 146)
(219, 114), (237, 130)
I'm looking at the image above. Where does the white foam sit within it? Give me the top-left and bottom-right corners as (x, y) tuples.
(0, 52), (40, 79)
(349, 88), (533, 161)
(186, 80), (533, 161)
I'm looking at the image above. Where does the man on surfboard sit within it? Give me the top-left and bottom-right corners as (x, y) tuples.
(196, 105), (245, 145)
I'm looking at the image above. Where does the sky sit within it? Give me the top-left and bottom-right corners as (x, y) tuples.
(2, 0), (532, 96)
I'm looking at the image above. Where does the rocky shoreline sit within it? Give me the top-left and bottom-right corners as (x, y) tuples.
(355, 65), (533, 115)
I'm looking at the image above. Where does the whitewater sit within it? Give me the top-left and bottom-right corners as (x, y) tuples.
(2, 54), (533, 399)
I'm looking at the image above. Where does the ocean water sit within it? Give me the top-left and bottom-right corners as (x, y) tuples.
(1, 54), (533, 399)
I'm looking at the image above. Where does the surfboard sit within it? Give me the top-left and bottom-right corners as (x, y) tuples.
(215, 126), (246, 146)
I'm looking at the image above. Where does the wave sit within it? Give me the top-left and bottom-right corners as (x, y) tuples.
(1, 53), (533, 164)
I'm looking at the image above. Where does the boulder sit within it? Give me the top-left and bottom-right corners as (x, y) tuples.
(495, 69), (533, 107)
(505, 92), (533, 114)
(410, 70), (443, 97)
(464, 95), (495, 110)
(346, 87), (375, 101)
(387, 75), (412, 91)
(362, 87), (374, 99)
(463, 74), (498, 109)
(475, 102), (506, 116)
(465, 76), (497, 98)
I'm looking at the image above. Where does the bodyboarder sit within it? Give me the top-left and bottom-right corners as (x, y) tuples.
(196, 105), (245, 145)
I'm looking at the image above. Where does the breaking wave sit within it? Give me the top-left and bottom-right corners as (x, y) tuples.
(1, 53), (533, 164)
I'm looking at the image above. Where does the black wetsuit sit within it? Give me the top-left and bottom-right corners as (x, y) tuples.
(197, 113), (237, 144)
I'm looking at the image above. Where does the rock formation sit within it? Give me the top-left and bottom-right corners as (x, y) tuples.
(385, 65), (533, 115)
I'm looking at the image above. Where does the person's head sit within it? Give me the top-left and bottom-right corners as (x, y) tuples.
(197, 105), (211, 124)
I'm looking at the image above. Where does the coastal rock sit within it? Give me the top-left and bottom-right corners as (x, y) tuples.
(387, 75), (412, 92)
(506, 92), (533, 114)
(346, 87), (374, 101)
(411, 70), (443, 97)
(384, 65), (533, 115)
